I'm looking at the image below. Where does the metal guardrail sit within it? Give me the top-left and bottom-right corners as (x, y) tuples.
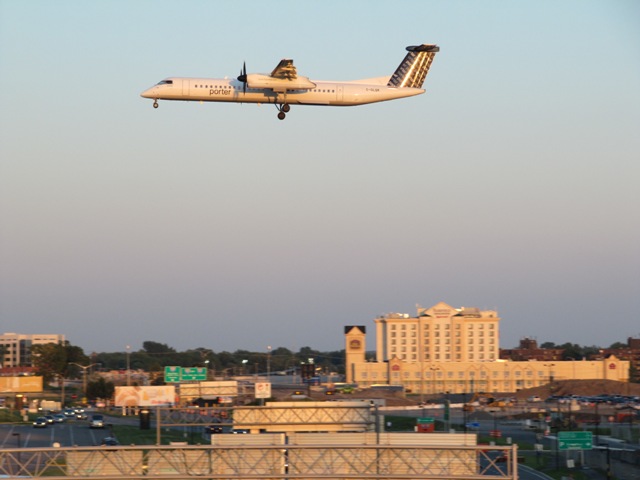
(0, 444), (519, 479)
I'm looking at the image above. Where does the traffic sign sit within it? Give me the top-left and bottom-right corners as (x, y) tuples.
(558, 431), (592, 450)
(255, 382), (272, 399)
(417, 417), (435, 424)
(164, 366), (207, 383)
(164, 366), (181, 383)
(180, 367), (207, 381)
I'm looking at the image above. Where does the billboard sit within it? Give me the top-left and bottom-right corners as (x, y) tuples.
(0, 376), (43, 393)
(114, 386), (176, 407)
(179, 381), (238, 399)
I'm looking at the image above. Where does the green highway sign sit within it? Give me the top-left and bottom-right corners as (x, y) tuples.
(417, 417), (435, 424)
(164, 366), (181, 383)
(164, 366), (207, 383)
(181, 367), (207, 381)
(558, 431), (592, 450)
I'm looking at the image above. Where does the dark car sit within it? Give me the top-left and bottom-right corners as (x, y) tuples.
(101, 437), (120, 446)
(33, 417), (48, 428)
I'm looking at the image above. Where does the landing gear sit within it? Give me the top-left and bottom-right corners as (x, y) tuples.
(273, 91), (291, 120)
(276, 103), (290, 120)
(153, 101), (159, 109)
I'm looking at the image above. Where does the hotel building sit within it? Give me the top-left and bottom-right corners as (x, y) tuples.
(345, 302), (628, 394)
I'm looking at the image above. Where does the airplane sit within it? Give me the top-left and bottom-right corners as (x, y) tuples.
(140, 43), (439, 120)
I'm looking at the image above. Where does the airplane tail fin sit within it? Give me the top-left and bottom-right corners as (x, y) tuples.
(388, 44), (440, 88)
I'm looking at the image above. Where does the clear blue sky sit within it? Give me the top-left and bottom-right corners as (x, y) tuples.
(1, 0), (639, 355)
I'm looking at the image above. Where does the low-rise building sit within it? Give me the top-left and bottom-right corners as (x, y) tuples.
(500, 337), (564, 361)
(591, 337), (640, 383)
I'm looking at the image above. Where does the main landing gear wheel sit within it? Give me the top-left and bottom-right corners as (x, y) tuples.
(276, 103), (290, 120)
(153, 101), (159, 108)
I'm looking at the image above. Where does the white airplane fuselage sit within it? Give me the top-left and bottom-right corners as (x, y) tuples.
(141, 77), (424, 107)
(141, 44), (439, 119)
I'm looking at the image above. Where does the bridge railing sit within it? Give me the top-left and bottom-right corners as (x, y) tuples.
(0, 443), (518, 479)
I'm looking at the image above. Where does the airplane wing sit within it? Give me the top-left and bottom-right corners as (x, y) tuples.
(244, 59), (315, 91)
(270, 59), (298, 79)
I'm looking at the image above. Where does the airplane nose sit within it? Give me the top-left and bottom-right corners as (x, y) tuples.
(140, 87), (155, 98)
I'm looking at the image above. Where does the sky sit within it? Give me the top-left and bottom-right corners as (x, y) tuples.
(1, 0), (639, 356)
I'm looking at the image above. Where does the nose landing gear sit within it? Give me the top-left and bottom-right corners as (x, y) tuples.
(153, 100), (159, 109)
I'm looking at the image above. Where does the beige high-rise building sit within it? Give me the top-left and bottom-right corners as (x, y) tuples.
(375, 301), (500, 363)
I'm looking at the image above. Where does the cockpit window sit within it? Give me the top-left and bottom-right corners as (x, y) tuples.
(157, 79), (174, 85)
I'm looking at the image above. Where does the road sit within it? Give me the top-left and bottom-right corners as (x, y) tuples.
(0, 419), (116, 448)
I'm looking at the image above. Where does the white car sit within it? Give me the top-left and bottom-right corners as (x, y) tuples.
(89, 414), (105, 429)
(527, 395), (542, 402)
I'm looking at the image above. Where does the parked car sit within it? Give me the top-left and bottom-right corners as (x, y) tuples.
(527, 395), (542, 402)
(89, 414), (105, 429)
(33, 417), (48, 428)
(44, 414), (55, 424)
(53, 414), (66, 423)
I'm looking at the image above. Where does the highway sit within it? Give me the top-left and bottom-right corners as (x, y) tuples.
(0, 418), (117, 449)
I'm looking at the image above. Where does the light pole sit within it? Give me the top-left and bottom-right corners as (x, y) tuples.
(543, 363), (555, 393)
(267, 345), (272, 380)
(70, 363), (99, 400)
(126, 345), (131, 386)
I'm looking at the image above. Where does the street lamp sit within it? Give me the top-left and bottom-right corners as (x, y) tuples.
(70, 363), (99, 399)
(126, 345), (131, 386)
(204, 359), (211, 380)
(267, 345), (272, 379)
(543, 363), (555, 391)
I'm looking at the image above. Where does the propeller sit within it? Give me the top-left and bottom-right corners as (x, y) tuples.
(237, 62), (247, 94)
